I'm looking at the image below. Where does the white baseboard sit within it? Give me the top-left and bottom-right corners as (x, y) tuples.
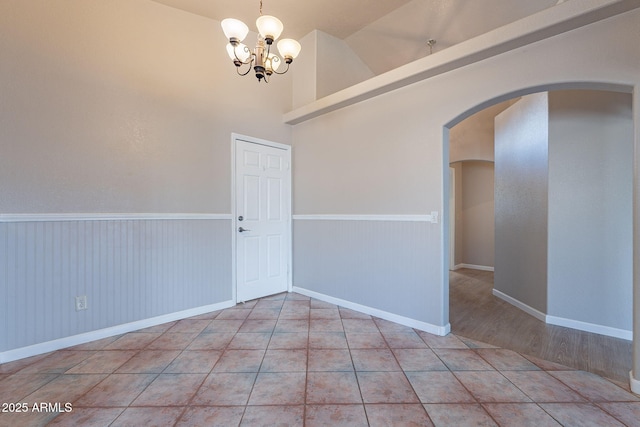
(493, 289), (632, 341)
(293, 286), (450, 336)
(631, 371), (640, 395)
(546, 315), (632, 341)
(492, 289), (547, 322)
(0, 300), (235, 364)
(453, 263), (494, 272)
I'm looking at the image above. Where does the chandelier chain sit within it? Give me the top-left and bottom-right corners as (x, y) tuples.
(259, 0), (263, 16)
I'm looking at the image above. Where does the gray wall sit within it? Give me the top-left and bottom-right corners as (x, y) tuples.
(0, 218), (231, 353)
(293, 219), (441, 325)
(494, 93), (549, 313)
(0, 0), (293, 357)
(291, 8), (640, 332)
(461, 161), (495, 268)
(547, 90), (633, 331)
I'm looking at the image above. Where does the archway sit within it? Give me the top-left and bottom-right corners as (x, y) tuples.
(442, 83), (637, 389)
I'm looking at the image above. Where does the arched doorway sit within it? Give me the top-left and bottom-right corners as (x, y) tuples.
(443, 84), (633, 386)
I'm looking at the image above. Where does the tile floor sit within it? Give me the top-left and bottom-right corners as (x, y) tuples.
(1, 292), (639, 426)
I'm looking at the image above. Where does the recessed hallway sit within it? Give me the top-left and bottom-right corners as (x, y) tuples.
(450, 268), (633, 385)
(1, 290), (639, 426)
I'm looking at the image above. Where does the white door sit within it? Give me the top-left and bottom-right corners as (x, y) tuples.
(235, 136), (291, 302)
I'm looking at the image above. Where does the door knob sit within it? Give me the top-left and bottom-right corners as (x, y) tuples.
(238, 227), (251, 233)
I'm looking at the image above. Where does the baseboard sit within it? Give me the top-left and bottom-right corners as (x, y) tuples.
(492, 289), (632, 341)
(492, 289), (547, 322)
(0, 299), (235, 364)
(631, 371), (640, 395)
(546, 315), (632, 341)
(453, 263), (494, 272)
(293, 286), (450, 336)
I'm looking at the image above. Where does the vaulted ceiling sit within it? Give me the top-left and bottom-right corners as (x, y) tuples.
(152, 0), (560, 74)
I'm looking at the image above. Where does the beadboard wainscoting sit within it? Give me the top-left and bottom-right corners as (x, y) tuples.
(292, 215), (449, 335)
(0, 214), (234, 363)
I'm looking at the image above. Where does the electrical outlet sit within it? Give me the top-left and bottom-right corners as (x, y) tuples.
(75, 295), (87, 311)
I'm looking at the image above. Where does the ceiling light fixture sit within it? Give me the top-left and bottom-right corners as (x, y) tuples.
(221, 0), (301, 82)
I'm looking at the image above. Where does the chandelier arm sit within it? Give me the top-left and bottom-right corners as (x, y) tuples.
(271, 61), (290, 75)
(231, 44), (254, 65)
(236, 60), (254, 76)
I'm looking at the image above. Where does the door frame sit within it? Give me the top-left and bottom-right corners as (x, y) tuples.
(230, 133), (293, 303)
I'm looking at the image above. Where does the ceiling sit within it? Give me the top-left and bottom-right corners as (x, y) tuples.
(151, 0), (561, 75)
(151, 0), (414, 40)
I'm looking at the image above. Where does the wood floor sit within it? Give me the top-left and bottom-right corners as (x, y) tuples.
(449, 268), (633, 385)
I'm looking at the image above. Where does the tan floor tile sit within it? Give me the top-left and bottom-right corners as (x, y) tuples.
(20, 374), (107, 405)
(146, 332), (199, 350)
(424, 403), (497, 427)
(268, 332), (309, 349)
(246, 307), (281, 320)
(305, 404), (368, 427)
(345, 332), (388, 349)
(417, 332), (469, 349)
(131, 373), (206, 406)
(502, 370), (585, 402)
(308, 349), (353, 372)
(227, 332), (272, 350)
(177, 406), (245, 427)
(16, 351), (94, 374)
(167, 319), (212, 334)
(309, 318), (344, 332)
(406, 371), (476, 403)
(549, 371), (640, 402)
(248, 372), (306, 405)
(433, 349), (495, 371)
(260, 349), (307, 372)
(241, 405), (304, 426)
(382, 331), (429, 349)
(476, 348), (541, 371)
(454, 371), (532, 403)
(0, 353), (53, 374)
(392, 348), (448, 371)
(47, 407), (124, 426)
(75, 373), (156, 407)
(365, 403), (434, 427)
(309, 331), (348, 349)
(163, 350), (221, 374)
(212, 350), (265, 372)
(65, 350), (137, 374)
(342, 319), (380, 333)
(483, 403), (562, 427)
(274, 319), (309, 333)
(204, 319), (245, 333)
(115, 350), (180, 374)
(357, 371), (419, 404)
(238, 319), (277, 333)
(309, 309), (340, 320)
(0, 373), (58, 403)
(351, 349), (402, 371)
(111, 407), (184, 427)
(306, 372), (362, 404)
(187, 332), (235, 350)
(540, 403), (626, 426)
(104, 332), (161, 350)
(192, 372), (256, 406)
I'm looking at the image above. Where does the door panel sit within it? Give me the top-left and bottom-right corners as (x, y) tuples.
(235, 138), (290, 302)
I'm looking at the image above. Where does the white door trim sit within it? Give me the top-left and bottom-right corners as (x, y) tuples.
(231, 133), (292, 303)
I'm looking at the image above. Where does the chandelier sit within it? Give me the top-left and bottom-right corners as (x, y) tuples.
(221, 0), (301, 82)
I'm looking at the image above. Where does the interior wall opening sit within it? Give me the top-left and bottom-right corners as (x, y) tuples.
(446, 87), (634, 383)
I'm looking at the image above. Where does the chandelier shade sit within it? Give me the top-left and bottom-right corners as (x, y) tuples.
(256, 15), (283, 43)
(277, 39), (301, 61)
(221, 18), (249, 43)
(221, 1), (300, 82)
